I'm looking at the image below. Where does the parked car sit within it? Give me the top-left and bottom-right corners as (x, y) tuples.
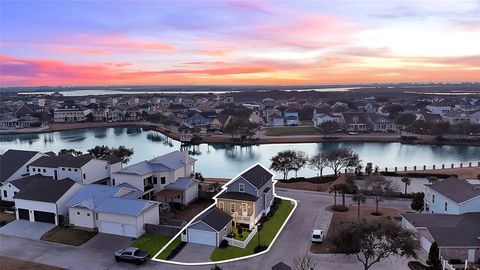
(311, 229), (324, 243)
(214, 130), (223, 135)
(347, 131), (359, 135)
(114, 247), (150, 265)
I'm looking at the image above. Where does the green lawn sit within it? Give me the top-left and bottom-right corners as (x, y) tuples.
(264, 126), (320, 136)
(131, 234), (171, 257)
(232, 226), (250, 240)
(210, 199), (295, 261)
(155, 236), (182, 260)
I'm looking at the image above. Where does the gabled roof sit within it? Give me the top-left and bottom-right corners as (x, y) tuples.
(95, 197), (158, 216)
(66, 184), (123, 209)
(191, 206), (233, 232)
(14, 177), (76, 203)
(9, 174), (51, 190)
(29, 154), (95, 168)
(0, 149), (42, 183)
(164, 177), (197, 191)
(402, 213), (480, 247)
(217, 191), (258, 202)
(427, 177), (480, 203)
(238, 164), (273, 189)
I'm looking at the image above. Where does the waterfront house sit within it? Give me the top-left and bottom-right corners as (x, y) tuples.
(27, 154), (117, 184)
(53, 105), (91, 122)
(416, 113), (443, 123)
(210, 114), (232, 130)
(340, 112), (394, 132)
(14, 177), (83, 225)
(424, 177), (480, 215)
(110, 107), (125, 121)
(283, 108), (300, 126)
(111, 150), (197, 200)
(442, 111), (471, 124)
(0, 150), (46, 185)
(67, 184), (159, 237)
(312, 113), (340, 127)
(0, 115), (41, 130)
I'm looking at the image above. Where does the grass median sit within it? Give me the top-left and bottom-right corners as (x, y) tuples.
(131, 234), (171, 257)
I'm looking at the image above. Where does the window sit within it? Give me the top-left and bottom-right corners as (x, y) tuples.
(161, 177), (166, 184)
(239, 183), (245, 192)
(242, 203), (247, 213)
(83, 173), (86, 179)
(68, 168), (71, 171)
(230, 203), (235, 213)
(62, 168), (65, 171)
(153, 177), (158, 184)
(87, 213), (90, 216)
(219, 202), (224, 211)
(77, 212), (80, 215)
(432, 194), (435, 203)
(43, 169), (46, 173)
(13, 192), (17, 196)
(74, 169), (78, 172)
(2, 190), (6, 198)
(112, 179), (116, 185)
(96, 213), (98, 219)
(26, 167), (29, 172)
(444, 202), (448, 211)
(32, 168), (36, 172)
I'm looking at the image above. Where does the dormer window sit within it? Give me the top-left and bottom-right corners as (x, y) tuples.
(239, 183), (245, 192)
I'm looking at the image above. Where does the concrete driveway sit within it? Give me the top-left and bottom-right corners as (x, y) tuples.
(173, 243), (215, 263)
(81, 233), (135, 253)
(0, 220), (55, 240)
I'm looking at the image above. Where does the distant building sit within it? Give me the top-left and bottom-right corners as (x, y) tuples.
(53, 106), (91, 122)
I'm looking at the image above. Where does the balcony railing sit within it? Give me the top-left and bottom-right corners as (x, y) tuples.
(233, 214), (254, 224)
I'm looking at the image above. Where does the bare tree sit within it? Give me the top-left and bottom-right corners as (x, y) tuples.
(309, 152), (328, 177)
(366, 175), (393, 215)
(293, 254), (318, 270)
(325, 148), (361, 176)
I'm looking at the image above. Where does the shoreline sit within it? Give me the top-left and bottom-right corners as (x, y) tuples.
(1, 121), (480, 147)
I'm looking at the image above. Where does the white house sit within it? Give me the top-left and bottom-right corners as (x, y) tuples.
(54, 106), (91, 122)
(426, 105), (451, 116)
(1, 175), (50, 202)
(312, 113), (340, 127)
(67, 184), (158, 238)
(424, 177), (480, 215)
(111, 150), (196, 200)
(14, 177), (83, 225)
(442, 111), (471, 124)
(0, 149), (46, 184)
(27, 154), (118, 184)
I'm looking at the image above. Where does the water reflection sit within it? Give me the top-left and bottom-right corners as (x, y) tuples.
(0, 127), (479, 178)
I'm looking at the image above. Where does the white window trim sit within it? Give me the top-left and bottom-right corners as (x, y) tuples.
(239, 183), (245, 192)
(219, 202), (224, 211)
(230, 203), (235, 213)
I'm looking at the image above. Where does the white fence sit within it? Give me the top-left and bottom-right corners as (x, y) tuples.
(345, 161), (480, 174)
(224, 226), (258, 249)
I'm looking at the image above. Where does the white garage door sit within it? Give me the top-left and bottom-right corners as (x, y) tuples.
(420, 236), (432, 252)
(98, 221), (138, 238)
(188, 229), (217, 246)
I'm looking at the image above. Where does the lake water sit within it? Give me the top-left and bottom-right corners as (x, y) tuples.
(1, 127), (479, 178)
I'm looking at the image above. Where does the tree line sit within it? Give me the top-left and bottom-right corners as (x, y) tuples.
(269, 148), (361, 180)
(58, 145), (134, 164)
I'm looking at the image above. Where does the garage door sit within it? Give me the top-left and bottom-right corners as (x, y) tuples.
(18, 208), (29, 220)
(34, 211), (56, 224)
(188, 229), (217, 246)
(98, 221), (138, 237)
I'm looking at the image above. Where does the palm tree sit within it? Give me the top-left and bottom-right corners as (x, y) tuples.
(401, 177), (411, 195)
(427, 176), (439, 184)
(352, 193), (367, 221)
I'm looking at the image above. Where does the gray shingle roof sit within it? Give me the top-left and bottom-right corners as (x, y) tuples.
(239, 164), (273, 189)
(0, 150), (41, 182)
(428, 177), (480, 203)
(192, 206), (233, 232)
(217, 192), (259, 202)
(402, 213), (480, 247)
(95, 197), (157, 216)
(8, 174), (51, 190)
(164, 177), (197, 191)
(29, 154), (94, 168)
(117, 150), (196, 175)
(14, 177), (76, 203)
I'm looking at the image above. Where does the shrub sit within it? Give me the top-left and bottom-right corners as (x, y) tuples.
(237, 226), (243, 236)
(219, 239), (229, 249)
(166, 241), (187, 260)
(253, 245), (267, 253)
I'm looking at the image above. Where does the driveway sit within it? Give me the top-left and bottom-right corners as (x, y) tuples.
(0, 220), (55, 240)
(173, 243), (215, 263)
(81, 233), (134, 253)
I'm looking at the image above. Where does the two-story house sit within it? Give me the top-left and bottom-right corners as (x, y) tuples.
(424, 177), (480, 214)
(27, 154), (118, 184)
(283, 108), (300, 126)
(111, 150), (197, 201)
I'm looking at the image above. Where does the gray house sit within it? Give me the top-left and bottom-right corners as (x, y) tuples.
(184, 206), (233, 247)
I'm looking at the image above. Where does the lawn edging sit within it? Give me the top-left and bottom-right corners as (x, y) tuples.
(151, 195), (297, 266)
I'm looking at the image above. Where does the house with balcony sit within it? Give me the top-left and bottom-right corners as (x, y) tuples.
(53, 105), (91, 122)
(184, 164), (275, 247)
(111, 150), (197, 201)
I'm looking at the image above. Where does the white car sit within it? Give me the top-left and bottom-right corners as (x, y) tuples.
(312, 229), (324, 243)
(348, 131), (359, 135)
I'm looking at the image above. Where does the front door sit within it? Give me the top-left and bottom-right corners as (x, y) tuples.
(242, 203), (248, 216)
(468, 249), (475, 262)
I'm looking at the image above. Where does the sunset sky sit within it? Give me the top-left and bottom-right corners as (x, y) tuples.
(1, 0), (479, 86)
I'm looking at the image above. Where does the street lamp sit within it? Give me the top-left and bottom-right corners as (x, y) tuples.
(256, 220), (261, 248)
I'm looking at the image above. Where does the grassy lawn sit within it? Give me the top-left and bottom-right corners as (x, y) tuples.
(155, 236), (182, 260)
(210, 199), (295, 261)
(131, 234), (171, 257)
(41, 227), (97, 246)
(264, 126), (321, 136)
(310, 205), (401, 254)
(232, 226), (250, 240)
